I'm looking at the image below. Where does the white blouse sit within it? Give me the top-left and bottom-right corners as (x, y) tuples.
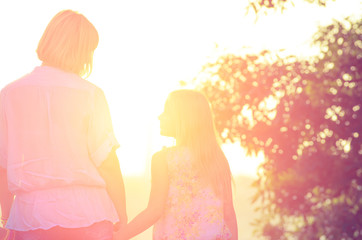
(0, 66), (119, 230)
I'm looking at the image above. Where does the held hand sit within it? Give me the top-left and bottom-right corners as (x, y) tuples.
(113, 226), (128, 240)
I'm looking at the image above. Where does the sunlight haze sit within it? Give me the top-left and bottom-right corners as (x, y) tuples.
(0, 0), (360, 177)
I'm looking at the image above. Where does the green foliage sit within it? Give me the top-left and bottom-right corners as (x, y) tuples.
(195, 18), (362, 239)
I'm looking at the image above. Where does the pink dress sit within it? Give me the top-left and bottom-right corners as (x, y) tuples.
(153, 147), (231, 240)
(0, 66), (119, 231)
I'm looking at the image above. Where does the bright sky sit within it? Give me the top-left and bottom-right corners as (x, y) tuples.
(0, 0), (360, 177)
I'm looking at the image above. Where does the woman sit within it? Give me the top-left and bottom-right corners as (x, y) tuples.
(0, 10), (127, 240)
(115, 90), (238, 240)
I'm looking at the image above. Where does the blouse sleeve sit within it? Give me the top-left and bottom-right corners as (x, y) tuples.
(0, 90), (7, 169)
(88, 88), (120, 167)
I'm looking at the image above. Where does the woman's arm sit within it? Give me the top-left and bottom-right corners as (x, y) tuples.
(98, 150), (127, 228)
(0, 167), (13, 225)
(224, 181), (238, 240)
(115, 150), (168, 239)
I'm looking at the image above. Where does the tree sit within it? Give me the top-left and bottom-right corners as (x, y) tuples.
(247, 0), (334, 15)
(194, 17), (362, 239)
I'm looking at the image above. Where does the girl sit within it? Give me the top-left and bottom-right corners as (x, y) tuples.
(115, 90), (237, 239)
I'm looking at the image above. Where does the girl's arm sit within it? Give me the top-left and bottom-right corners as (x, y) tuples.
(116, 150), (168, 239)
(224, 181), (238, 240)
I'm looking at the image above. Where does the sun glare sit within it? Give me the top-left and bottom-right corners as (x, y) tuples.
(1, 2), (361, 240)
(1, 0), (359, 179)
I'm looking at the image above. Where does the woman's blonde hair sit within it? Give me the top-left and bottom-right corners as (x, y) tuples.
(166, 90), (232, 197)
(37, 10), (99, 78)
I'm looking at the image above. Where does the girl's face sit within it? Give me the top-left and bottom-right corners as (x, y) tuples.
(158, 99), (176, 137)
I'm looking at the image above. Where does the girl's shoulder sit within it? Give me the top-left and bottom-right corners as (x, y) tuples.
(151, 147), (174, 167)
(155, 146), (193, 172)
(152, 147), (173, 158)
(151, 147), (177, 166)
(152, 146), (183, 157)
